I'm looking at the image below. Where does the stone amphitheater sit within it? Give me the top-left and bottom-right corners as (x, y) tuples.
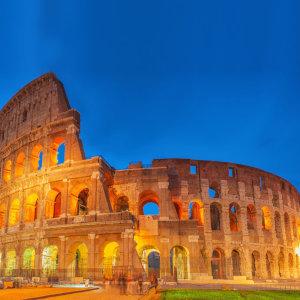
(0, 73), (299, 283)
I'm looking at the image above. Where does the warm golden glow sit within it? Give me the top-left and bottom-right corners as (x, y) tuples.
(45, 189), (61, 219)
(42, 245), (58, 276)
(3, 160), (12, 182)
(189, 200), (204, 225)
(23, 247), (35, 269)
(5, 250), (16, 276)
(50, 137), (64, 166)
(31, 144), (43, 171)
(24, 193), (39, 223)
(0, 202), (6, 228)
(9, 199), (20, 226)
(102, 242), (119, 279)
(295, 246), (300, 257)
(15, 152), (25, 178)
(262, 206), (272, 230)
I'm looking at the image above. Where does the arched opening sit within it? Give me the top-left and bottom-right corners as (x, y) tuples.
(24, 194), (39, 223)
(114, 196), (129, 212)
(232, 250), (241, 276)
(265, 251), (274, 279)
(31, 144), (43, 171)
(23, 247), (35, 270)
(288, 253), (294, 278)
(9, 199), (20, 226)
(15, 152), (25, 177)
(42, 245), (58, 276)
(229, 203), (240, 232)
(247, 204), (256, 230)
(22, 109), (28, 122)
(284, 213), (291, 241)
(274, 212), (282, 240)
(173, 202), (182, 220)
(210, 203), (221, 230)
(50, 137), (65, 166)
(5, 250), (16, 276)
(251, 251), (261, 278)
(170, 246), (189, 280)
(45, 189), (61, 219)
(278, 251), (284, 278)
(72, 243), (88, 277)
(102, 242), (120, 279)
(139, 190), (159, 216)
(3, 160), (12, 182)
(292, 217), (297, 239)
(0, 202), (6, 228)
(262, 206), (272, 230)
(211, 248), (225, 279)
(148, 251), (160, 278)
(188, 200), (204, 225)
(70, 185), (89, 216)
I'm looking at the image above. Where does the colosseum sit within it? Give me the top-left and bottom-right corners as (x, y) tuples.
(0, 73), (299, 284)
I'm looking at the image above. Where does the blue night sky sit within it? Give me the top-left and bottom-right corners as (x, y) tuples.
(0, 1), (299, 190)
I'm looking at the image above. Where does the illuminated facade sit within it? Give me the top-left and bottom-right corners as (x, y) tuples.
(0, 73), (300, 281)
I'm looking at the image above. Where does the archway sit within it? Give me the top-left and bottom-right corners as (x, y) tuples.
(170, 246), (189, 280)
(24, 194), (39, 223)
(229, 203), (240, 232)
(5, 250), (16, 276)
(45, 189), (61, 219)
(262, 207), (272, 230)
(0, 202), (6, 228)
(251, 251), (261, 278)
(265, 251), (274, 279)
(73, 243), (88, 277)
(102, 242), (120, 279)
(274, 212), (282, 240)
(42, 245), (58, 276)
(139, 246), (160, 278)
(211, 248), (225, 279)
(50, 137), (65, 166)
(9, 199), (20, 226)
(188, 200), (204, 225)
(232, 250), (241, 276)
(115, 196), (129, 212)
(210, 203), (221, 230)
(70, 185), (89, 216)
(173, 202), (182, 220)
(247, 204), (256, 230)
(15, 152), (25, 177)
(139, 190), (159, 216)
(284, 213), (291, 241)
(3, 160), (12, 182)
(31, 144), (43, 171)
(23, 247), (35, 277)
(278, 251), (284, 278)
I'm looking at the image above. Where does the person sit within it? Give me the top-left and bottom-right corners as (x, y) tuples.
(138, 274), (143, 294)
(153, 274), (158, 292)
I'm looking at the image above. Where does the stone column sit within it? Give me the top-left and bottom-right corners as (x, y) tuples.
(188, 235), (200, 279)
(89, 172), (99, 215)
(88, 233), (96, 279)
(59, 236), (67, 279)
(60, 179), (69, 218)
(158, 181), (170, 220)
(159, 238), (170, 280)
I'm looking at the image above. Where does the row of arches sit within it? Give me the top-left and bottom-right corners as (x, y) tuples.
(0, 187), (89, 228)
(2, 138), (65, 182)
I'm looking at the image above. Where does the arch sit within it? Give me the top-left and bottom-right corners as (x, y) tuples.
(3, 160), (12, 182)
(23, 247), (35, 270)
(251, 251), (261, 278)
(70, 184), (89, 216)
(278, 251), (284, 278)
(265, 251), (274, 279)
(24, 193), (39, 223)
(72, 243), (88, 277)
(284, 213), (291, 241)
(188, 200), (204, 225)
(170, 246), (189, 280)
(292, 216), (297, 239)
(42, 245), (58, 276)
(232, 249), (241, 276)
(288, 253), (294, 278)
(247, 204), (256, 230)
(45, 189), (61, 219)
(208, 182), (220, 198)
(114, 196), (129, 212)
(50, 137), (65, 166)
(15, 152), (25, 177)
(9, 198), (20, 226)
(210, 203), (221, 230)
(229, 203), (240, 232)
(0, 202), (6, 228)
(5, 250), (16, 276)
(139, 190), (159, 216)
(211, 248), (226, 279)
(31, 144), (43, 171)
(139, 245), (160, 278)
(102, 242), (120, 279)
(173, 201), (182, 220)
(262, 206), (272, 230)
(274, 212), (282, 239)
